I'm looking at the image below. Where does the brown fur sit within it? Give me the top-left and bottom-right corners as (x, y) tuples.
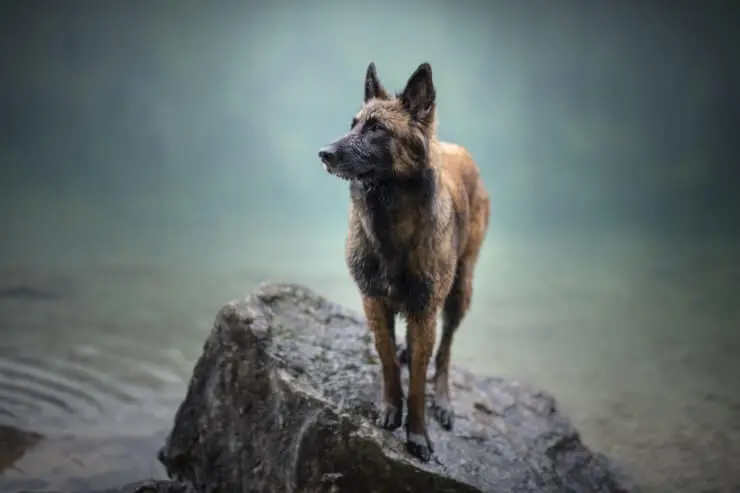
(319, 62), (490, 462)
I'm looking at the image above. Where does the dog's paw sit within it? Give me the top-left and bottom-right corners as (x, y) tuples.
(431, 398), (455, 431)
(377, 401), (403, 431)
(406, 431), (434, 462)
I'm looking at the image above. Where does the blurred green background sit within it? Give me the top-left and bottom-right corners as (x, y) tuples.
(0, 2), (738, 492)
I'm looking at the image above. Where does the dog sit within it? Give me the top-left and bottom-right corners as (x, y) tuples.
(318, 61), (490, 461)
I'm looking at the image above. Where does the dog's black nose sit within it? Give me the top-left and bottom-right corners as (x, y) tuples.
(318, 147), (337, 166)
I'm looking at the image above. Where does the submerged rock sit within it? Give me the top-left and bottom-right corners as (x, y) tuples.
(0, 431), (170, 493)
(0, 285), (63, 301)
(157, 281), (638, 493)
(13, 481), (194, 493)
(0, 425), (43, 474)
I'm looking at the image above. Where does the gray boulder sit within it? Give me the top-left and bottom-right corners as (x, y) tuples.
(157, 281), (638, 493)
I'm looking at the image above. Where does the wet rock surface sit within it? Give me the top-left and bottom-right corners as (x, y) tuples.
(152, 281), (637, 493)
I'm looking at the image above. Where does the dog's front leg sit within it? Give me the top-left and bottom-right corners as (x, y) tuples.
(404, 310), (436, 462)
(362, 296), (403, 430)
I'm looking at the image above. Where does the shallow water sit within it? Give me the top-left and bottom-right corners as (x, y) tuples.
(0, 216), (739, 492)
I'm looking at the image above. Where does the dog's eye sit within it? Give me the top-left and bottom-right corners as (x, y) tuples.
(350, 117), (358, 130)
(364, 119), (382, 132)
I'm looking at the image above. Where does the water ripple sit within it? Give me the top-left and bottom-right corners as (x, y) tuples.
(0, 344), (189, 433)
(0, 363), (106, 413)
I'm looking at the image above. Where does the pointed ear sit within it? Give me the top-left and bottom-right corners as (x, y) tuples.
(364, 62), (389, 102)
(400, 62), (436, 122)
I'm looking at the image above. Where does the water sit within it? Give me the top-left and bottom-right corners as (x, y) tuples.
(1, 207), (739, 492)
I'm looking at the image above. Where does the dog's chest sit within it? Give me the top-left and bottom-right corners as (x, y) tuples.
(356, 184), (420, 259)
(350, 182), (434, 311)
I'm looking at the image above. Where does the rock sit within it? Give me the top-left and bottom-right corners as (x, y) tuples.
(11, 480), (194, 493)
(0, 431), (170, 493)
(157, 281), (639, 493)
(0, 425), (43, 474)
(0, 285), (62, 301)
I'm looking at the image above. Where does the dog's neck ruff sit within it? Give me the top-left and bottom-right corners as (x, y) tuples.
(351, 164), (436, 208)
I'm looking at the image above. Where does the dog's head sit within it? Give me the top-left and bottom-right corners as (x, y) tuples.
(319, 62), (436, 182)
